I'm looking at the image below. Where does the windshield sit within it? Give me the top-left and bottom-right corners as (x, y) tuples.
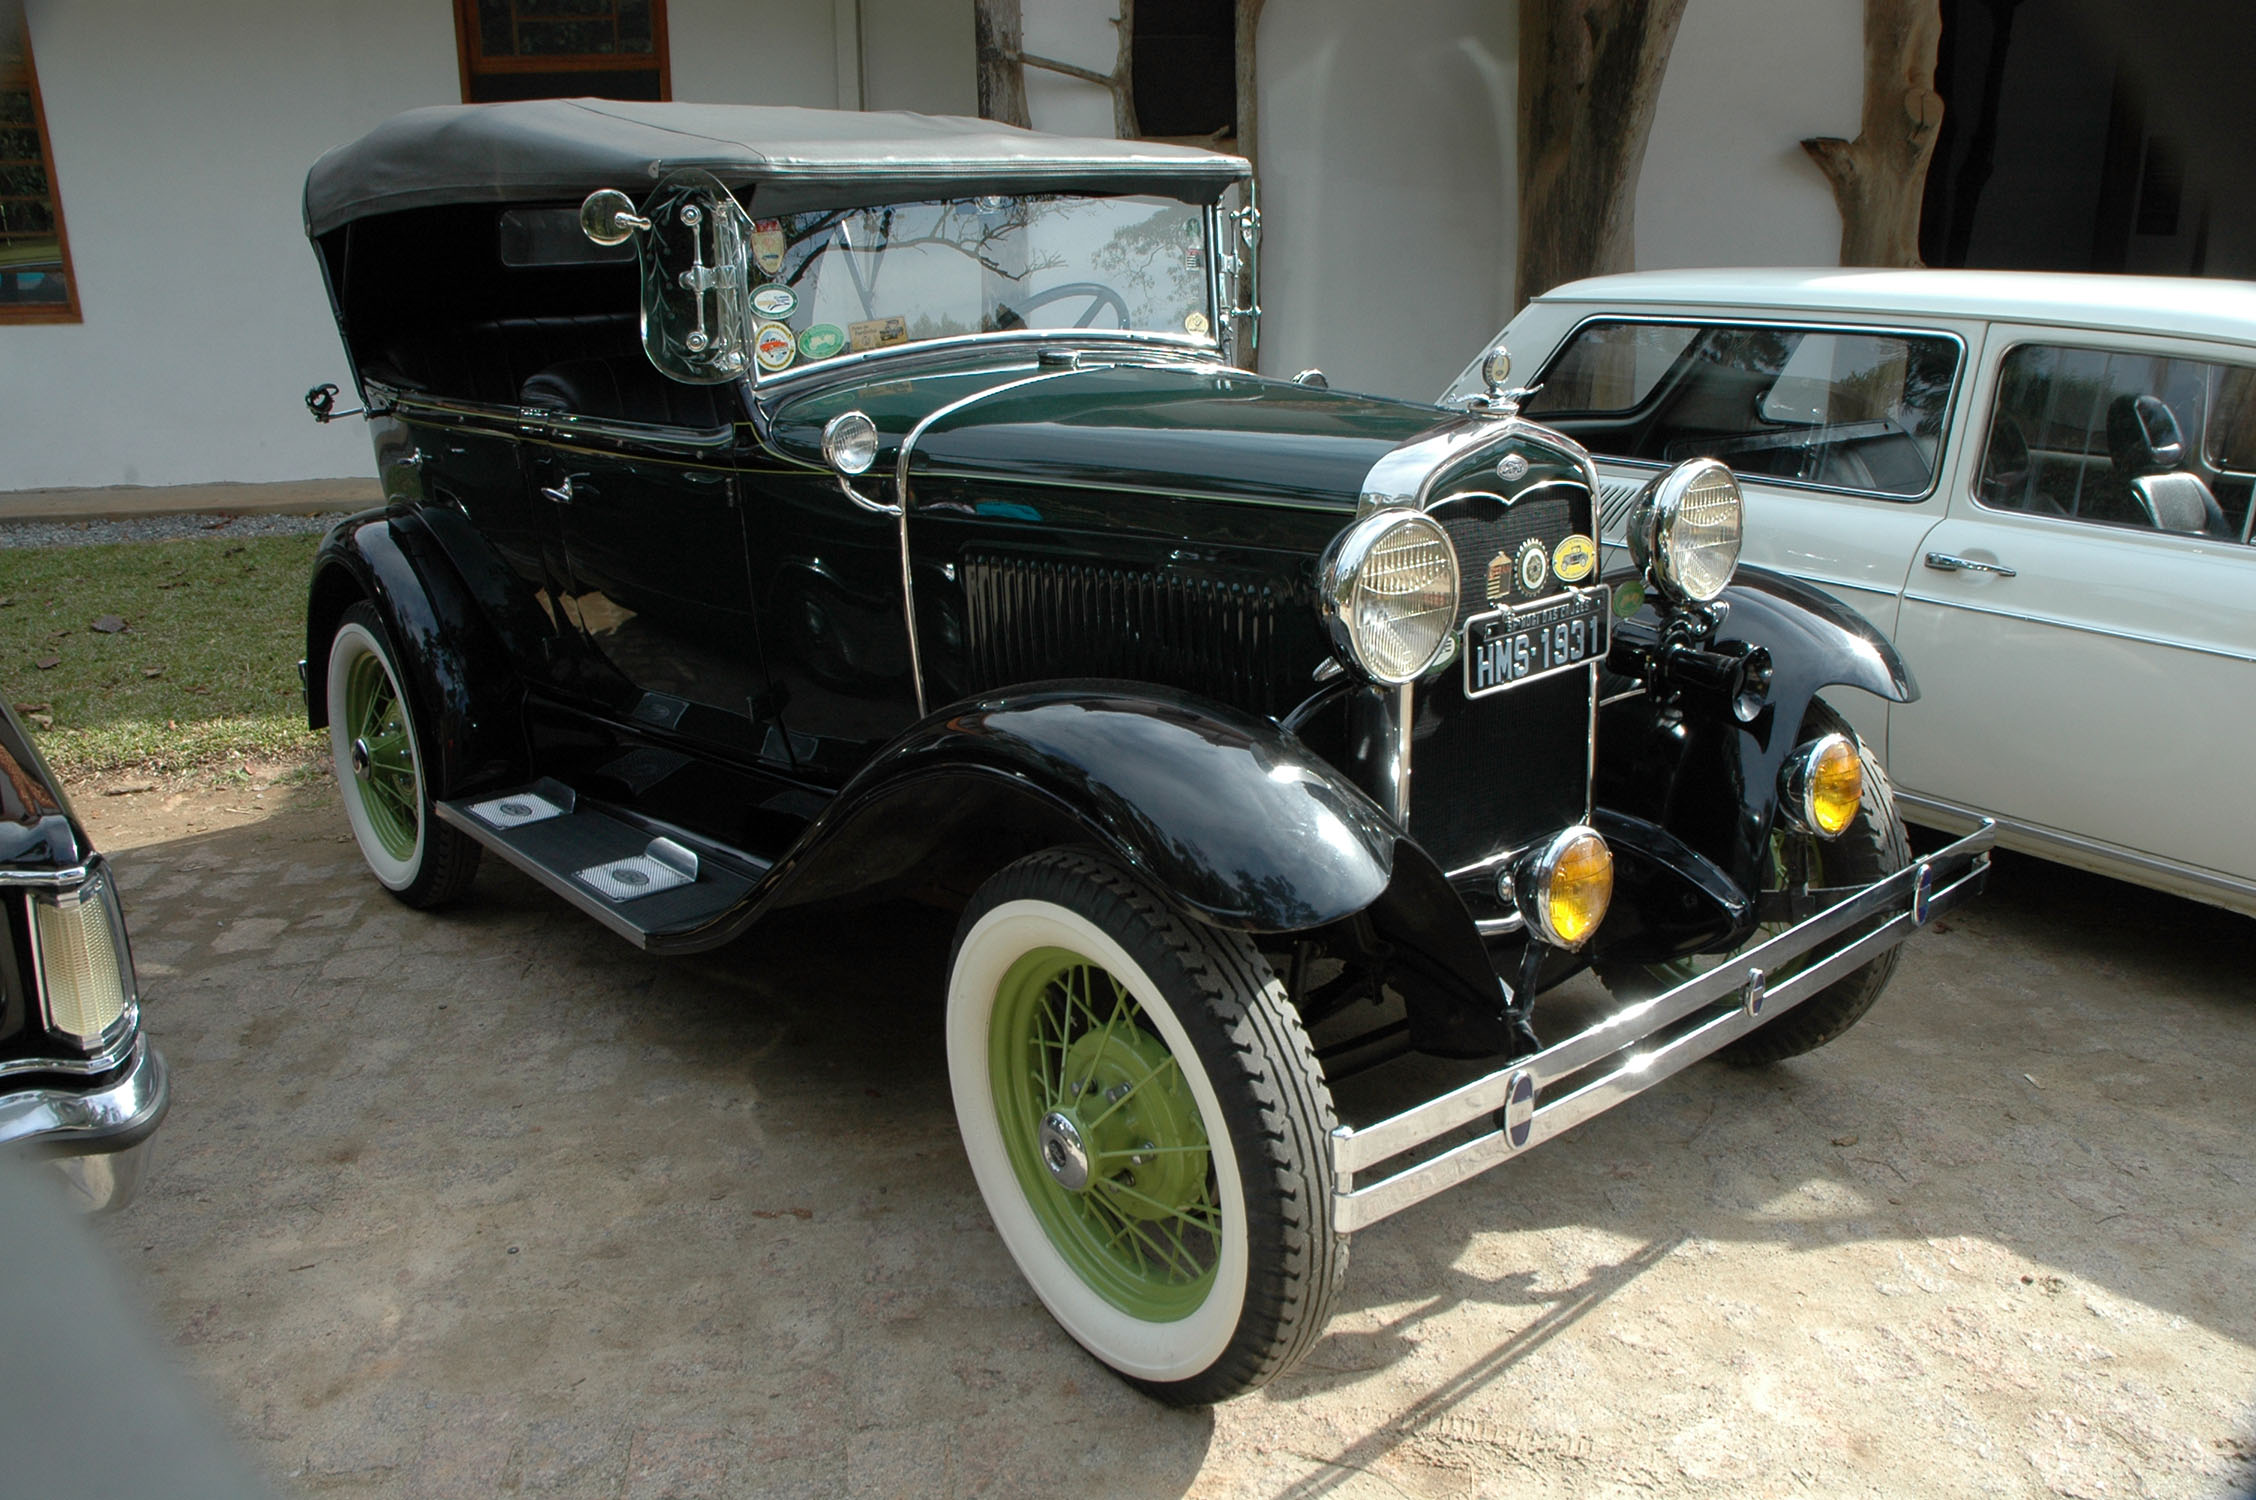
(741, 193), (1217, 377)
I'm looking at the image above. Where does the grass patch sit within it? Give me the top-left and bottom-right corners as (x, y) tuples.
(0, 532), (324, 781)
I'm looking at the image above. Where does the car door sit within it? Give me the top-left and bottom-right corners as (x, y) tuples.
(1888, 329), (2256, 891)
(1505, 309), (1976, 759)
(517, 383), (776, 764)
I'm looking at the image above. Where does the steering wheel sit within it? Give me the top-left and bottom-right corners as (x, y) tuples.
(998, 281), (1133, 330)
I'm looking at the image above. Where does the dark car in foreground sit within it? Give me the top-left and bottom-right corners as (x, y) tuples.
(0, 700), (166, 1210)
(297, 100), (1991, 1402)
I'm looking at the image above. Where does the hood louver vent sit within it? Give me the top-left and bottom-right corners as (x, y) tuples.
(961, 552), (1311, 717)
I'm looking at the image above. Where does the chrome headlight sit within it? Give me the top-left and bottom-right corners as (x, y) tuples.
(1319, 510), (1461, 685)
(1626, 457), (1742, 605)
(28, 867), (136, 1047)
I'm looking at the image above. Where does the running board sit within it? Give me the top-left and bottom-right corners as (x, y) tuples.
(1328, 822), (1996, 1233)
(435, 779), (765, 948)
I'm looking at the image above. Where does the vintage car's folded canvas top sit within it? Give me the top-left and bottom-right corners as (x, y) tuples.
(303, 99), (1253, 234)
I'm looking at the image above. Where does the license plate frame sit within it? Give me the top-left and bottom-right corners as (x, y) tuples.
(1461, 587), (1610, 699)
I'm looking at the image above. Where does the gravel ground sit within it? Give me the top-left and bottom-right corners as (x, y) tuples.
(0, 512), (347, 550)
(63, 783), (2256, 1499)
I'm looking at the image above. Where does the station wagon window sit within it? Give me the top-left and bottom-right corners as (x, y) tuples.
(1509, 320), (1961, 499)
(754, 194), (1215, 371)
(1978, 344), (2253, 543)
(0, 23), (78, 323)
(454, 0), (669, 103)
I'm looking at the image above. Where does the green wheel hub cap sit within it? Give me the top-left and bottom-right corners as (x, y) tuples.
(990, 947), (1219, 1321)
(344, 648), (420, 862)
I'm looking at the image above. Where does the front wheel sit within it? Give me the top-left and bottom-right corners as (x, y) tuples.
(946, 849), (1343, 1404)
(325, 600), (481, 909)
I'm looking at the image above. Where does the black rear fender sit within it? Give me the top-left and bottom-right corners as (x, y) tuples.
(303, 510), (525, 798)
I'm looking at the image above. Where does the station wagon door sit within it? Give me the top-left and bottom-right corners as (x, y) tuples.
(1888, 329), (2256, 896)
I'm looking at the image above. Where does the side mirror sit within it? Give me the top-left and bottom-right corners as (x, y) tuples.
(579, 189), (651, 247)
(634, 169), (753, 385)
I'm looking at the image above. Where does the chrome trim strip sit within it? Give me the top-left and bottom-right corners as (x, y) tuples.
(0, 1036), (167, 1154)
(1898, 592), (2256, 667)
(1328, 821), (1995, 1232)
(0, 865), (92, 888)
(894, 366), (1095, 716)
(755, 327), (1223, 393)
(1894, 791), (2256, 904)
(909, 466), (1349, 514)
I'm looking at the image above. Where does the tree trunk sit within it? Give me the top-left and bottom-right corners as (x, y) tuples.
(1516, 0), (1689, 309)
(1021, 2), (1140, 140)
(974, 0), (1030, 129)
(1234, 0), (1266, 168)
(1801, 0), (1945, 267)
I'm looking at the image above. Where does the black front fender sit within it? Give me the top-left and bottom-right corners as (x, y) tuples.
(761, 684), (1398, 933)
(1596, 564), (1916, 944)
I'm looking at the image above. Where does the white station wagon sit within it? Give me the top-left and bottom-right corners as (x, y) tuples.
(1450, 269), (2256, 918)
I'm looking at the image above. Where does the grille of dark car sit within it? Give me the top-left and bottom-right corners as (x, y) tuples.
(961, 552), (1312, 718)
(1430, 492), (1578, 627)
(1408, 484), (1596, 872)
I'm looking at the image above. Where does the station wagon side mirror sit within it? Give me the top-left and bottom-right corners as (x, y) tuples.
(598, 169), (755, 385)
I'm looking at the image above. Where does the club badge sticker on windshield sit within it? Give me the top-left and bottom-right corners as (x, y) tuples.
(1184, 310), (1210, 334)
(849, 316), (908, 353)
(798, 324), (847, 360)
(751, 219), (786, 276)
(753, 321), (797, 372)
(751, 283), (798, 319)
(1552, 534), (1596, 583)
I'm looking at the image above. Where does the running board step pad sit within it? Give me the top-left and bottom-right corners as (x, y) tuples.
(437, 781), (757, 947)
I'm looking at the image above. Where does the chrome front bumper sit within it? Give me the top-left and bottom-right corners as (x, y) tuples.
(1330, 822), (1995, 1233)
(0, 1036), (170, 1212)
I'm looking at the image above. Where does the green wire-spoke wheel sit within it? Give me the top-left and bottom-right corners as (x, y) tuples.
(948, 850), (1344, 1405)
(324, 601), (481, 909)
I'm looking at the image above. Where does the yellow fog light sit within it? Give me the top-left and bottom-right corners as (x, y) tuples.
(1781, 732), (1864, 838)
(29, 869), (136, 1047)
(1515, 826), (1614, 950)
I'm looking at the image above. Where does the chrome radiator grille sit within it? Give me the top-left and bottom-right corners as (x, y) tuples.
(961, 551), (1312, 717)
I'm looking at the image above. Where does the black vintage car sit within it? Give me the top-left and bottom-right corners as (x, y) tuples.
(298, 101), (1991, 1403)
(0, 700), (165, 1211)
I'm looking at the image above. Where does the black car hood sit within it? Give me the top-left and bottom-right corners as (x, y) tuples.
(766, 356), (1450, 509)
(0, 702), (83, 870)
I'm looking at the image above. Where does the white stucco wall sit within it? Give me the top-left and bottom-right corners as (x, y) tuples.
(1634, 0), (1862, 273)
(3, 0), (458, 491)
(1256, 0), (1517, 400)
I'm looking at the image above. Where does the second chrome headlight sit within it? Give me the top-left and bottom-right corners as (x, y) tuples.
(1319, 509), (1460, 685)
(1626, 457), (1743, 605)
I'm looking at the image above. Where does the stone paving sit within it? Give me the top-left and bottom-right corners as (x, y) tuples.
(88, 788), (2256, 1498)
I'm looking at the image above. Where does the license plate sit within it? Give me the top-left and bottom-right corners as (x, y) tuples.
(1462, 588), (1609, 698)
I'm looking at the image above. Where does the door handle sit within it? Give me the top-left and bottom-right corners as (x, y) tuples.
(540, 474), (583, 505)
(1924, 551), (2016, 578)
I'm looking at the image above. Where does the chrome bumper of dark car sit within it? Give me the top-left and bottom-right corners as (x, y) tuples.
(1329, 821), (1996, 1233)
(0, 1037), (170, 1212)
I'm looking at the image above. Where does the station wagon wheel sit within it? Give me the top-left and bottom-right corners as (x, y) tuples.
(947, 849), (1343, 1404)
(1599, 700), (1908, 1062)
(325, 601), (480, 909)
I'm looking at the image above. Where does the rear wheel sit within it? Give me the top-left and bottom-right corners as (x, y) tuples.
(946, 849), (1343, 1404)
(325, 601), (481, 909)
(1602, 701), (1909, 1064)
